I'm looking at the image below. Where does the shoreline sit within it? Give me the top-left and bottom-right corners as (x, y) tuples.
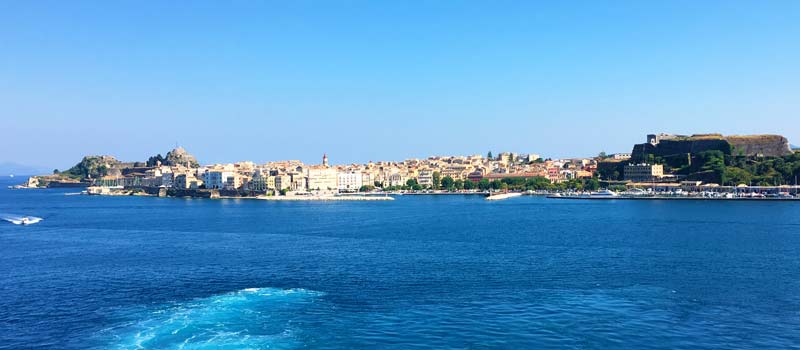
(256, 195), (393, 201)
(547, 195), (799, 201)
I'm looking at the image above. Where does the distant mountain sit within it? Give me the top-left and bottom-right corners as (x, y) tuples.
(0, 162), (50, 176)
(792, 144), (799, 150)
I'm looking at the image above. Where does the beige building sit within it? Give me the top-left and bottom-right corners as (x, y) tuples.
(273, 174), (291, 190)
(307, 166), (338, 191)
(174, 173), (203, 189)
(624, 164), (664, 182)
(417, 170), (434, 186)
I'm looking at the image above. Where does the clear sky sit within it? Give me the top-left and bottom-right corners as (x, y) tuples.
(2, 1), (798, 169)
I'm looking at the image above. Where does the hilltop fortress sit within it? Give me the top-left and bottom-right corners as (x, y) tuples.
(631, 133), (792, 162)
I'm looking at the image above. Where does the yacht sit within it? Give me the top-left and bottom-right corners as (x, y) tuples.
(588, 189), (619, 198)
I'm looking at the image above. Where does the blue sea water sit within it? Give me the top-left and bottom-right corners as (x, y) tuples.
(1, 177), (800, 349)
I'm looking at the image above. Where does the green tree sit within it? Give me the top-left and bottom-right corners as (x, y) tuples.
(585, 178), (600, 191)
(146, 154), (165, 167)
(441, 176), (454, 190)
(432, 171), (441, 190)
(374, 181), (383, 188)
(406, 178), (418, 187)
(453, 179), (464, 190)
(478, 179), (491, 191)
(487, 151), (493, 160)
(724, 167), (752, 185)
(463, 180), (476, 190)
(53, 169), (60, 175)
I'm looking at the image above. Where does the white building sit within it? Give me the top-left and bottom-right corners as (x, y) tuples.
(337, 171), (363, 192)
(613, 153), (632, 160)
(205, 171), (236, 189)
(387, 173), (406, 187)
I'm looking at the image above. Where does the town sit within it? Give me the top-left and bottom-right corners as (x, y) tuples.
(16, 133), (800, 199)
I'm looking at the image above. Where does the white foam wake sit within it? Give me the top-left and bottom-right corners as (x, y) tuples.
(104, 287), (324, 350)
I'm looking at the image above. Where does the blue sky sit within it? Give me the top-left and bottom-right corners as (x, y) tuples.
(1, 1), (798, 169)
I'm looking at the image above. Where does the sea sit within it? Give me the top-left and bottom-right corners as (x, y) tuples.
(1, 176), (799, 349)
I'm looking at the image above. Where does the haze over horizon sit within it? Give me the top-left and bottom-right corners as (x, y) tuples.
(2, 1), (799, 170)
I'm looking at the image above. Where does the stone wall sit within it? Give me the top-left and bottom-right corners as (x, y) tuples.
(632, 133), (791, 161)
(726, 135), (792, 157)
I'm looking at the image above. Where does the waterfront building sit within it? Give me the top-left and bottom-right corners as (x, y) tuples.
(307, 166), (338, 191)
(289, 172), (307, 191)
(175, 173), (204, 189)
(624, 163), (664, 182)
(337, 171), (363, 192)
(224, 173), (244, 190)
(387, 172), (406, 187)
(273, 174), (291, 191)
(248, 170), (268, 192)
(204, 170), (236, 189)
(467, 170), (484, 183)
(417, 170), (434, 186)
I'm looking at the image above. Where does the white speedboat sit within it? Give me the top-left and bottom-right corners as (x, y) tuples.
(3, 216), (43, 225)
(20, 217), (42, 225)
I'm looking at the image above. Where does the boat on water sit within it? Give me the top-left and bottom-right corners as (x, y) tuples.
(587, 189), (619, 198)
(20, 217), (42, 225)
(486, 192), (523, 201)
(3, 216), (43, 225)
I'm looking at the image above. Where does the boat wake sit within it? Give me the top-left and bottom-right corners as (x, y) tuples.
(1, 214), (43, 225)
(101, 287), (324, 349)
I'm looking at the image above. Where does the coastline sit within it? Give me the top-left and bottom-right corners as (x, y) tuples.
(547, 195), (800, 201)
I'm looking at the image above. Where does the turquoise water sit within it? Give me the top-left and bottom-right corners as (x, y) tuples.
(105, 288), (323, 350)
(1, 178), (800, 349)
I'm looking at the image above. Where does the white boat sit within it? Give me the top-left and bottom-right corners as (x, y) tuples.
(486, 192), (522, 201)
(588, 189), (619, 198)
(3, 216), (43, 225)
(20, 217), (42, 225)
